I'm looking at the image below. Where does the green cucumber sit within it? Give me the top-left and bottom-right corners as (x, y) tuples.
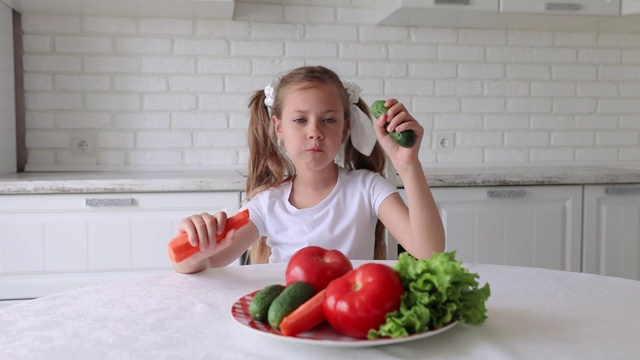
(249, 284), (286, 322)
(370, 99), (416, 148)
(267, 281), (315, 331)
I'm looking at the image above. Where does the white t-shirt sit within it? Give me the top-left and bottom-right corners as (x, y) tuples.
(244, 167), (398, 263)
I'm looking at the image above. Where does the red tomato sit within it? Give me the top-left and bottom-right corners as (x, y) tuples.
(323, 263), (403, 338)
(285, 246), (353, 293)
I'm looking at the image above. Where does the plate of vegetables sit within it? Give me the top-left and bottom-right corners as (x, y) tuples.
(230, 249), (490, 347)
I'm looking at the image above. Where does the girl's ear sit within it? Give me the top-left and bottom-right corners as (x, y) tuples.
(343, 117), (350, 141)
(272, 115), (282, 140)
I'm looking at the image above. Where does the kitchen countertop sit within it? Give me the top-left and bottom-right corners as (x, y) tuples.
(0, 166), (639, 195)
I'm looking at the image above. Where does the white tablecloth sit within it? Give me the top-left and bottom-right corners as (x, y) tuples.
(1, 261), (639, 359)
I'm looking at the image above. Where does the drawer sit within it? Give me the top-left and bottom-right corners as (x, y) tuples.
(500, 0), (621, 16)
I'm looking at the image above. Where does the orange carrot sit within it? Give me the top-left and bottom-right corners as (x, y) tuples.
(279, 289), (326, 336)
(168, 209), (250, 262)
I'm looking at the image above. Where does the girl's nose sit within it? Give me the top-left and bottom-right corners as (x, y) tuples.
(307, 121), (323, 139)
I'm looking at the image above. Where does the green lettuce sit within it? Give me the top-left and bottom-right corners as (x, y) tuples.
(367, 251), (490, 339)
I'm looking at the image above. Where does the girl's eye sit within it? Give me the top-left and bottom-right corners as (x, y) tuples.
(293, 118), (305, 123)
(324, 117), (336, 123)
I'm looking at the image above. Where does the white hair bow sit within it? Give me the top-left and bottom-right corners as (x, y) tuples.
(263, 78), (377, 156)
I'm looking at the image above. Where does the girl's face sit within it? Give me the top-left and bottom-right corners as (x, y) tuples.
(274, 83), (348, 174)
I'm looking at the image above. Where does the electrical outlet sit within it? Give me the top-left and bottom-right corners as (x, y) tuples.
(434, 132), (455, 154)
(71, 135), (96, 154)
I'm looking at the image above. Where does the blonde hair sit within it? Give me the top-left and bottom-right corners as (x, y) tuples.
(245, 66), (387, 264)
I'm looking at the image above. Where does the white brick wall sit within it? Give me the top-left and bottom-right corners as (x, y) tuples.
(20, 1), (640, 171)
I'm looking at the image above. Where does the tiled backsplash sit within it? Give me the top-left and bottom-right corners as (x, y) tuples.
(21, 1), (640, 171)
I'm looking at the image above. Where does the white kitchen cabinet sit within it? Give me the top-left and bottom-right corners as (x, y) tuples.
(0, 191), (241, 301)
(374, 0), (499, 28)
(583, 184), (640, 281)
(586, 0), (640, 31)
(390, 186), (583, 272)
(622, 0), (640, 14)
(0, 1), (16, 174)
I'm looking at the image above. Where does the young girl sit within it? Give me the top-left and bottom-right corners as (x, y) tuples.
(172, 66), (444, 273)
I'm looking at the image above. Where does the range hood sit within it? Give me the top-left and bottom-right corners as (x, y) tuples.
(375, 0), (499, 28)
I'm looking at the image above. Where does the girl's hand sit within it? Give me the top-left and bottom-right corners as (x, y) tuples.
(177, 211), (235, 252)
(372, 99), (424, 167)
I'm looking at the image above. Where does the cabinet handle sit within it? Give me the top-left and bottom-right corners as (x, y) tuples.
(544, 2), (581, 11)
(435, 0), (470, 5)
(486, 189), (528, 199)
(604, 187), (640, 196)
(85, 198), (135, 207)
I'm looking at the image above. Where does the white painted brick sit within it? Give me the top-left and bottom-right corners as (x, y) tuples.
(83, 17), (137, 34)
(462, 98), (505, 113)
(288, 42), (338, 58)
(458, 64), (504, 79)
(284, 5), (336, 23)
(508, 31), (553, 46)
(486, 47), (533, 63)
(198, 58), (251, 74)
(506, 64), (550, 80)
(596, 132), (639, 146)
(339, 43), (384, 59)
(484, 148), (528, 162)
(55, 112), (111, 129)
(252, 23), (303, 40)
(353, 78), (384, 96)
(196, 20), (251, 37)
(86, 94), (140, 111)
(436, 149), (483, 163)
(456, 131), (502, 147)
(438, 45), (484, 62)
(232, 3), (284, 22)
(117, 38), (172, 54)
(435, 80), (481, 96)
(358, 62), (406, 78)
(554, 32), (597, 47)
(142, 57), (195, 74)
(359, 26), (408, 42)
(459, 29), (506, 45)
(84, 56), (139, 73)
(99, 151), (126, 165)
(386, 79), (434, 96)
(26, 93), (83, 110)
(24, 55), (82, 72)
(137, 132), (192, 148)
(620, 115), (640, 129)
(194, 131), (248, 147)
(115, 113), (170, 129)
(530, 149), (573, 162)
(554, 99), (597, 114)
(55, 75), (110, 91)
(531, 82), (575, 97)
(24, 74), (53, 91)
(433, 114), (481, 129)
(530, 115), (574, 130)
(184, 149), (238, 165)
(23, 35), (51, 52)
(575, 148), (617, 162)
(27, 149), (55, 165)
(25, 112), (54, 129)
(409, 63), (456, 79)
(620, 83), (640, 97)
(504, 131), (549, 146)
(578, 49), (622, 64)
(507, 98), (552, 113)
(311, 60), (357, 77)
(115, 76), (167, 92)
(169, 76), (223, 92)
(22, 15), (80, 33)
(229, 112), (250, 130)
(199, 94), (249, 111)
(577, 83), (618, 98)
(599, 66), (640, 81)
(128, 150), (182, 165)
(143, 94), (197, 111)
(98, 132), (134, 148)
(620, 148), (640, 161)
(171, 113), (227, 129)
(552, 65), (597, 81)
(305, 25), (355, 41)
(26, 132), (70, 148)
(55, 36), (112, 53)
(231, 41), (284, 57)
(139, 19), (193, 35)
(174, 39), (228, 55)
(623, 50), (640, 64)
(388, 44), (437, 60)
(56, 151), (97, 165)
(225, 75), (271, 93)
(417, 98), (461, 115)
(410, 28), (457, 44)
(575, 115), (618, 130)
(598, 99), (640, 114)
(598, 33), (640, 48)
(484, 115), (529, 130)
(484, 81), (529, 96)
(550, 131), (594, 146)
(533, 48), (576, 63)
(336, 6), (375, 25)
(253, 59), (306, 75)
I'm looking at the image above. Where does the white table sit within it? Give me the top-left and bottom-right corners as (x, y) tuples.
(1, 261), (639, 359)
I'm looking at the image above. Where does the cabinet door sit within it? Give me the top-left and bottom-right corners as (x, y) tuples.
(622, 0), (640, 14)
(583, 185), (640, 281)
(392, 186), (582, 271)
(0, 1), (16, 174)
